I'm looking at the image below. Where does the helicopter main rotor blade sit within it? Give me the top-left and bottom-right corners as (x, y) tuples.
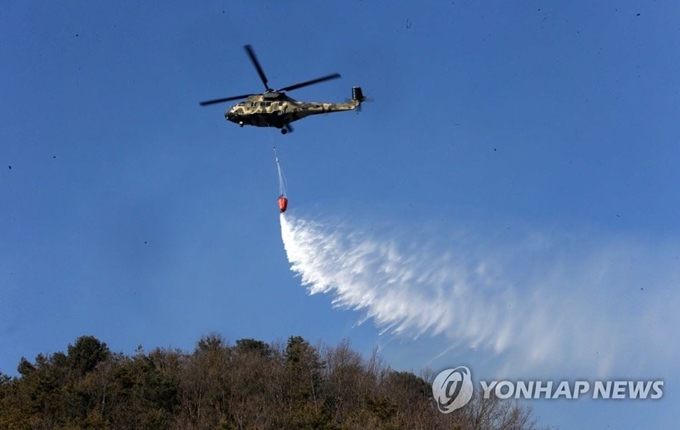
(199, 94), (254, 106)
(276, 73), (342, 93)
(244, 44), (271, 91)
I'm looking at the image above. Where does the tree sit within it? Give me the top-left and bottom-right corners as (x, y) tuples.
(234, 338), (272, 358)
(67, 335), (110, 377)
(0, 334), (550, 430)
(17, 357), (35, 376)
(0, 371), (10, 387)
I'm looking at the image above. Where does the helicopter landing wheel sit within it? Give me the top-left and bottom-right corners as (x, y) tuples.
(280, 128), (288, 135)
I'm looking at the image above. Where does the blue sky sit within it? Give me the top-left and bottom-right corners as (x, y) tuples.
(2, 1), (679, 428)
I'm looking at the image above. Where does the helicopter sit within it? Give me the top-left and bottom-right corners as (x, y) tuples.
(199, 45), (366, 134)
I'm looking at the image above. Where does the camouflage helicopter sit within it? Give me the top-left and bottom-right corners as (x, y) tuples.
(199, 45), (366, 134)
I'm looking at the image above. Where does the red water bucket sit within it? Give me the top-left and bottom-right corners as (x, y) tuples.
(278, 196), (288, 213)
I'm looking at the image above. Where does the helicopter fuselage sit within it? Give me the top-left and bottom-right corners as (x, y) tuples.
(225, 92), (361, 130)
(200, 45), (365, 134)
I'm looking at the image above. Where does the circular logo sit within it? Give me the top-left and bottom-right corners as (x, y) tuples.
(432, 366), (474, 413)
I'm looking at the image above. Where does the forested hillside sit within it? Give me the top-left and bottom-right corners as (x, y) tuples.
(0, 335), (547, 429)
